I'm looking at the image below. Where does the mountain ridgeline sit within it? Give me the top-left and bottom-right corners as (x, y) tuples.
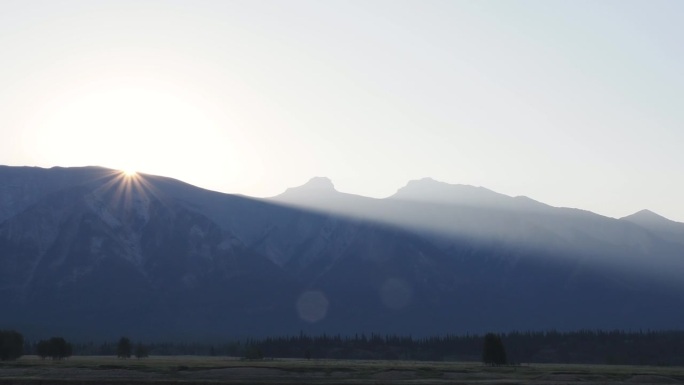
(1, 166), (683, 340)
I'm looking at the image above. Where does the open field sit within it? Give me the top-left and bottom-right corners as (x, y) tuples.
(2, 356), (684, 384)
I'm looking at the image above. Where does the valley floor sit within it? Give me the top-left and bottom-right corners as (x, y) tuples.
(1, 355), (683, 384)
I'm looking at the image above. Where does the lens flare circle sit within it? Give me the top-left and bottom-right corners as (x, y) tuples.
(296, 290), (329, 323)
(379, 277), (414, 310)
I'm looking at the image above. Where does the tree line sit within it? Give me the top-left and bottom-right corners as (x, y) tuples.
(221, 330), (684, 365)
(1, 332), (150, 361)
(5, 329), (684, 366)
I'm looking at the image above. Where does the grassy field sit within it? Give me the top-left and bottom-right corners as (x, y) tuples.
(2, 355), (684, 384)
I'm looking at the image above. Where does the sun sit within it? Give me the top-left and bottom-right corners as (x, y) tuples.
(122, 169), (138, 177)
(30, 81), (248, 189)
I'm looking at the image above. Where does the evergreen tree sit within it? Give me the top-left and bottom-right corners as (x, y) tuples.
(117, 337), (132, 359)
(482, 333), (507, 366)
(244, 345), (263, 360)
(36, 340), (50, 359)
(0, 330), (24, 361)
(53, 337), (73, 360)
(36, 337), (72, 360)
(134, 342), (149, 359)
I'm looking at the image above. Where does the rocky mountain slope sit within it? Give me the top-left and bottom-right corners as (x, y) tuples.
(1, 166), (683, 339)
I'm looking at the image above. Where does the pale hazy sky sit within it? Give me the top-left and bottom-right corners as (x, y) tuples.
(1, 1), (683, 221)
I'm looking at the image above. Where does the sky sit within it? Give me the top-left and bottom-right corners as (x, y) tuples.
(1, 0), (683, 222)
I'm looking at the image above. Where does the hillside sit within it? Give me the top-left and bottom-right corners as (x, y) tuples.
(1, 166), (683, 339)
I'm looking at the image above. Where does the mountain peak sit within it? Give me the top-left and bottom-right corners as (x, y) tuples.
(297, 177), (336, 191)
(277, 177), (337, 199)
(404, 177), (447, 187)
(621, 209), (684, 245)
(399, 177), (458, 190)
(390, 178), (515, 208)
(621, 209), (672, 224)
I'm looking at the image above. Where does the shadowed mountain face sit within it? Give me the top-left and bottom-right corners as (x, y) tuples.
(0, 169), (297, 339)
(1, 166), (684, 339)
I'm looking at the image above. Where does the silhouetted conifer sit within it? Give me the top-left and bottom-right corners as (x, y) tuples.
(482, 333), (507, 365)
(117, 337), (132, 359)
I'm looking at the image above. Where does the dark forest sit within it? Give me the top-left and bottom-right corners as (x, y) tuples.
(23, 330), (684, 366)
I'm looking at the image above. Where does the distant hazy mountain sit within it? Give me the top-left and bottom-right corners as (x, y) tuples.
(1, 166), (683, 340)
(621, 209), (684, 246)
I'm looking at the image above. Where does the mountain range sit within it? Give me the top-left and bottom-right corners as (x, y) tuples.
(1, 165), (683, 340)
